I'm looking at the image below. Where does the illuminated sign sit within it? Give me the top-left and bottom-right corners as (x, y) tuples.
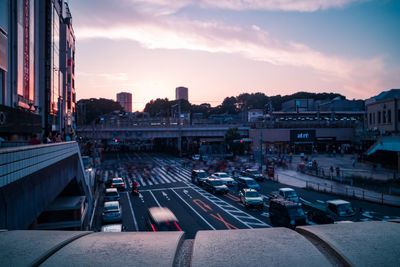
(23, 0), (30, 99)
(290, 130), (315, 143)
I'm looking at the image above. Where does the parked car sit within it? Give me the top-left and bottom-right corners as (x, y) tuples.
(241, 169), (265, 181)
(269, 198), (308, 228)
(146, 207), (181, 232)
(104, 188), (120, 202)
(191, 169), (208, 185)
(269, 188), (299, 203)
(110, 177), (125, 190)
(203, 178), (229, 194)
(236, 177), (260, 191)
(210, 172), (235, 186)
(102, 201), (122, 224)
(238, 189), (264, 210)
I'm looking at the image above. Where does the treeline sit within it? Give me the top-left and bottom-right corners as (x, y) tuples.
(143, 91), (345, 117)
(77, 91), (345, 123)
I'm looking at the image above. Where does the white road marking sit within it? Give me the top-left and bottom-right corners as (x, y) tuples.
(183, 189), (192, 198)
(123, 192), (139, 231)
(139, 186), (191, 192)
(162, 191), (171, 201)
(317, 200), (325, 204)
(261, 212), (270, 218)
(170, 188), (216, 230)
(149, 191), (162, 207)
(138, 193), (145, 203)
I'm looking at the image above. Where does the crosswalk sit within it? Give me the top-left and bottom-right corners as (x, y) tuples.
(101, 153), (193, 188)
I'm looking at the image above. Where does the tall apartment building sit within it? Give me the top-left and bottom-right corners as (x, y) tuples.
(175, 86), (188, 101)
(0, 0), (76, 141)
(117, 92), (132, 112)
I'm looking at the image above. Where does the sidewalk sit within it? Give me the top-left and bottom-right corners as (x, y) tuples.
(274, 169), (400, 206)
(288, 153), (397, 181)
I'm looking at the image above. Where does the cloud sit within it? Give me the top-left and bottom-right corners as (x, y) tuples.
(129, 0), (365, 13)
(76, 13), (384, 97)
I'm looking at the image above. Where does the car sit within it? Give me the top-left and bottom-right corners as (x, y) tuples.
(146, 207), (181, 232)
(203, 178), (229, 194)
(236, 177), (260, 191)
(238, 189), (264, 210)
(269, 188), (299, 203)
(326, 200), (355, 217)
(269, 198), (308, 228)
(191, 169), (208, 185)
(102, 201), (122, 224)
(104, 188), (120, 202)
(210, 172), (235, 186)
(192, 154), (201, 161)
(241, 169), (265, 181)
(101, 224), (123, 232)
(110, 177), (125, 190)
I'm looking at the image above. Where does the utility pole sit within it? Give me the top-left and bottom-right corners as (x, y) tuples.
(259, 129), (263, 170)
(178, 99), (182, 157)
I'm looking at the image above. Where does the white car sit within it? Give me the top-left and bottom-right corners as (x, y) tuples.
(210, 172), (235, 186)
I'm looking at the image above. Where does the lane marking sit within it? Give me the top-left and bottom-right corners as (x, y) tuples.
(185, 182), (270, 228)
(193, 199), (213, 212)
(170, 189), (216, 230)
(162, 191), (171, 201)
(183, 189), (192, 199)
(138, 193), (145, 203)
(123, 192), (139, 231)
(225, 193), (240, 202)
(210, 213), (238, 230)
(149, 191), (162, 207)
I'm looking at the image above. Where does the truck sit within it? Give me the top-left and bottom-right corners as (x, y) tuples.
(268, 188), (299, 203)
(302, 199), (357, 224)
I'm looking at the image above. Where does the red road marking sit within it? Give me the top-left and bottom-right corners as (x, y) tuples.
(193, 199), (213, 212)
(225, 193), (240, 202)
(210, 213), (238, 230)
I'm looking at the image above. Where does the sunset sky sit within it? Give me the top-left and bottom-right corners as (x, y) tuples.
(69, 0), (400, 111)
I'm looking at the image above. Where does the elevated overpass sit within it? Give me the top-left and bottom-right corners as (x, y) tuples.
(0, 142), (93, 230)
(77, 125), (250, 140)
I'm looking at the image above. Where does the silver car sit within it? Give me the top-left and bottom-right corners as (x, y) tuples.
(102, 201), (122, 224)
(211, 172), (235, 186)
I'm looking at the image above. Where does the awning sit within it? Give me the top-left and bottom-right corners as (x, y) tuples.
(367, 137), (400, 156)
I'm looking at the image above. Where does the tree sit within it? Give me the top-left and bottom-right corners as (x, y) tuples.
(77, 98), (123, 125)
(221, 97), (238, 114)
(225, 128), (244, 155)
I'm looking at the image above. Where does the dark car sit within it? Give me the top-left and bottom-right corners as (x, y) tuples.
(203, 178), (229, 194)
(102, 201), (122, 224)
(238, 189), (264, 210)
(191, 169), (208, 185)
(110, 177), (125, 190)
(269, 198), (308, 229)
(241, 169), (265, 181)
(146, 207), (182, 232)
(236, 177), (260, 191)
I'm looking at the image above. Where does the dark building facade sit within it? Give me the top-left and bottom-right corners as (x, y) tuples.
(0, 0), (75, 142)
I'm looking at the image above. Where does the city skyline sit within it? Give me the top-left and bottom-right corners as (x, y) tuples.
(70, 0), (400, 111)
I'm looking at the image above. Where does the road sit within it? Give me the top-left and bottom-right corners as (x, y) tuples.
(92, 152), (400, 237)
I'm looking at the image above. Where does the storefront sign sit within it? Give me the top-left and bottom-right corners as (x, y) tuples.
(23, 0), (30, 99)
(290, 130), (316, 143)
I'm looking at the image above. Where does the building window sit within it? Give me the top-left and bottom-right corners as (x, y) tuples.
(373, 112), (375, 124)
(388, 109), (391, 123)
(383, 111), (386, 123)
(369, 113), (372, 125)
(378, 111), (381, 124)
(398, 110), (400, 122)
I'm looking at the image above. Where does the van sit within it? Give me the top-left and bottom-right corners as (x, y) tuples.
(269, 198), (308, 228)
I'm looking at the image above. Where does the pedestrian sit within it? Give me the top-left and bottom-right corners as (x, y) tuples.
(352, 158), (356, 167)
(330, 166), (334, 180)
(336, 166), (340, 177)
(28, 134), (41, 145)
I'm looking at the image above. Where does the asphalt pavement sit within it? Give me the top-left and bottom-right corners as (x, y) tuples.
(92, 152), (400, 237)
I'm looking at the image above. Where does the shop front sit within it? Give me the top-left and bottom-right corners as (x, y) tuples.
(290, 129), (316, 154)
